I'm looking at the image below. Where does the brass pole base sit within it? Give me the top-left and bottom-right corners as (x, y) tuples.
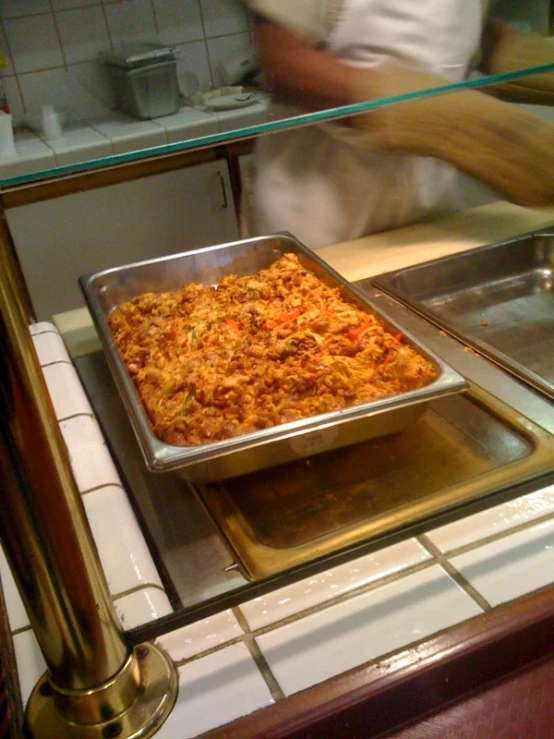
(24, 643), (178, 739)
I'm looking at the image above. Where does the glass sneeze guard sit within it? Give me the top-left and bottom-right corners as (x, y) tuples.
(1, 62), (554, 190)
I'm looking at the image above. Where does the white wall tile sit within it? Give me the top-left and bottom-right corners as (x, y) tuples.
(0, 0), (52, 18)
(240, 540), (431, 631)
(257, 566), (482, 696)
(104, 0), (158, 47)
(4, 16), (63, 74)
(83, 485), (165, 596)
(59, 414), (122, 492)
(174, 40), (212, 93)
(153, 0), (204, 45)
(65, 61), (116, 120)
(52, 0), (101, 9)
(156, 610), (243, 662)
(113, 587), (173, 630)
(206, 32), (253, 87)
(449, 518), (554, 607)
(427, 484), (554, 553)
(18, 67), (102, 119)
(56, 7), (110, 64)
(42, 361), (93, 419)
(199, 0), (248, 38)
(12, 630), (46, 707)
(156, 645), (274, 739)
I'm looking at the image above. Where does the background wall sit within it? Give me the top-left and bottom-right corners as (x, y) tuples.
(0, 0), (254, 126)
(0, 0), (550, 128)
(1, 0), (552, 321)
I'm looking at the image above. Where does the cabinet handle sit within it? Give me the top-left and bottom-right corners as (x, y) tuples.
(217, 171), (228, 209)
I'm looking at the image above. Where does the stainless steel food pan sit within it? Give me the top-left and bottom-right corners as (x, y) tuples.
(372, 230), (554, 401)
(79, 233), (467, 482)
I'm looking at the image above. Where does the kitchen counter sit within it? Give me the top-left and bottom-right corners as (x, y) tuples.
(2, 201), (554, 739)
(0, 96), (269, 184)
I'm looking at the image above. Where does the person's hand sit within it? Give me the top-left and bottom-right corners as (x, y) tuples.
(343, 61), (554, 208)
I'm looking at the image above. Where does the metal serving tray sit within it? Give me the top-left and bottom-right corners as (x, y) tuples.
(79, 234), (467, 482)
(372, 231), (554, 401)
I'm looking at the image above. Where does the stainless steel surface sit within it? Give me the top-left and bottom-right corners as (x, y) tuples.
(75, 281), (554, 642)
(79, 233), (467, 482)
(372, 231), (554, 400)
(197, 384), (554, 580)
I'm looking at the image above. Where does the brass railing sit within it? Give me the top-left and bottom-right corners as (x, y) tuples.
(0, 208), (178, 737)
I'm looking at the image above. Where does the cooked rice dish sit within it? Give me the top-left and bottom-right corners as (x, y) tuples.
(109, 253), (438, 446)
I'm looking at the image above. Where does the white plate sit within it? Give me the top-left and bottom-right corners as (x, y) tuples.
(204, 95), (258, 111)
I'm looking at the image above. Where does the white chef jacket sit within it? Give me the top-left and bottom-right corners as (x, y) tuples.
(243, 0), (484, 249)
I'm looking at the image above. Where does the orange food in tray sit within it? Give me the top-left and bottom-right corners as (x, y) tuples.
(108, 253), (437, 446)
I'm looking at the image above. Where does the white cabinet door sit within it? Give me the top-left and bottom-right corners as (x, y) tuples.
(7, 160), (240, 320)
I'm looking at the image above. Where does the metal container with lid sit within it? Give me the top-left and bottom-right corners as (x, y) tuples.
(99, 42), (180, 119)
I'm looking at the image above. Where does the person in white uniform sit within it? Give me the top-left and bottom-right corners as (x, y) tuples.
(242, 0), (554, 249)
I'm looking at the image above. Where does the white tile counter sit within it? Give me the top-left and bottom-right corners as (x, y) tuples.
(1, 203), (554, 738)
(0, 96), (269, 181)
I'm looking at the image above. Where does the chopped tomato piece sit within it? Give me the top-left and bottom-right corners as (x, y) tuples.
(266, 309), (301, 329)
(347, 319), (373, 341)
(225, 318), (240, 333)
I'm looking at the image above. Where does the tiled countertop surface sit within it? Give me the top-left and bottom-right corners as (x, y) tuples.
(2, 203), (554, 738)
(0, 95), (269, 180)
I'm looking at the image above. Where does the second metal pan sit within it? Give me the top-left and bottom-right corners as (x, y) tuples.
(371, 230), (554, 401)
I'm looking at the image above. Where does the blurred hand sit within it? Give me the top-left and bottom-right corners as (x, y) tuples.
(343, 61), (554, 208)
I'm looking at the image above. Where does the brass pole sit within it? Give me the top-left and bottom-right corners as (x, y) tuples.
(0, 209), (177, 736)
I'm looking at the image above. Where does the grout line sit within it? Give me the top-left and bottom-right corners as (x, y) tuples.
(243, 632), (286, 702)
(150, 0), (160, 37)
(80, 481), (126, 497)
(112, 581), (168, 601)
(232, 605), (252, 636)
(11, 625), (32, 637)
(169, 634), (247, 667)
(417, 534), (493, 613)
(428, 507), (554, 560)
(238, 559), (436, 640)
(29, 326), (58, 335)
(37, 359), (73, 369)
(100, 0), (115, 53)
(49, 3), (68, 71)
(158, 560), (437, 670)
(55, 410), (95, 424)
(232, 606), (286, 701)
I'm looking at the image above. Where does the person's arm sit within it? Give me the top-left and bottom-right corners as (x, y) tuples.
(479, 18), (554, 105)
(253, 16), (554, 208)
(253, 16), (354, 110)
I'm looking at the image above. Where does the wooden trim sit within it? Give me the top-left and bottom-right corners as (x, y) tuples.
(383, 653), (554, 738)
(0, 205), (36, 320)
(0, 146), (221, 209)
(225, 141), (255, 223)
(206, 585), (554, 738)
